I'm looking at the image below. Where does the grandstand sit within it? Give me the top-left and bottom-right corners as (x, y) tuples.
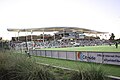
(7, 27), (111, 50)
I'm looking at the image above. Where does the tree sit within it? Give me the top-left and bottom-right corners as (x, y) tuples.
(109, 33), (115, 40)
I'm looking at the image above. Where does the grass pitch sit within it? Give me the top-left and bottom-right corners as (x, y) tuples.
(34, 56), (120, 77)
(37, 45), (120, 52)
(35, 45), (120, 77)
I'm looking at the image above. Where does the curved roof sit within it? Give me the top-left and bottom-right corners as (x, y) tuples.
(7, 27), (108, 34)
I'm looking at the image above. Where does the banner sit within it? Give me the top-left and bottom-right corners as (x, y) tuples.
(88, 52), (103, 63)
(52, 51), (58, 58)
(58, 51), (67, 59)
(41, 50), (46, 57)
(77, 52), (103, 63)
(103, 53), (120, 65)
(77, 52), (88, 62)
(66, 51), (76, 60)
(46, 51), (51, 57)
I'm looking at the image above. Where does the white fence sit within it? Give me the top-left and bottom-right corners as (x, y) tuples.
(29, 50), (120, 66)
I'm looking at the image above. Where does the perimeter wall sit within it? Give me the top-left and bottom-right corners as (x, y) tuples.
(29, 50), (120, 65)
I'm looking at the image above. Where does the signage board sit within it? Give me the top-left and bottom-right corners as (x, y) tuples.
(88, 52), (103, 63)
(77, 52), (88, 62)
(103, 53), (120, 65)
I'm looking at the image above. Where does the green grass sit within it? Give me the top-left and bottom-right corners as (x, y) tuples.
(34, 45), (120, 77)
(37, 45), (120, 52)
(34, 56), (120, 77)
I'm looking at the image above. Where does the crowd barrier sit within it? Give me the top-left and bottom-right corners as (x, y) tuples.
(29, 50), (120, 66)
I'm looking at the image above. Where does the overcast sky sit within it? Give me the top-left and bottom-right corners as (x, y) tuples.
(0, 0), (120, 40)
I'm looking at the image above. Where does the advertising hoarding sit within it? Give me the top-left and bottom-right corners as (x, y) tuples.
(88, 52), (103, 63)
(52, 51), (58, 58)
(77, 52), (88, 62)
(103, 53), (120, 65)
(66, 51), (76, 60)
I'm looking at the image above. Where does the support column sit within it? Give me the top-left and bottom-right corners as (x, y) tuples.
(25, 30), (28, 51)
(63, 28), (65, 38)
(54, 29), (56, 42)
(31, 30), (34, 49)
(18, 30), (20, 41)
(54, 33), (55, 41)
(88, 32), (90, 41)
(31, 30), (33, 41)
(15, 32), (17, 41)
(43, 29), (45, 48)
(95, 33), (97, 37)
(102, 33), (104, 40)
